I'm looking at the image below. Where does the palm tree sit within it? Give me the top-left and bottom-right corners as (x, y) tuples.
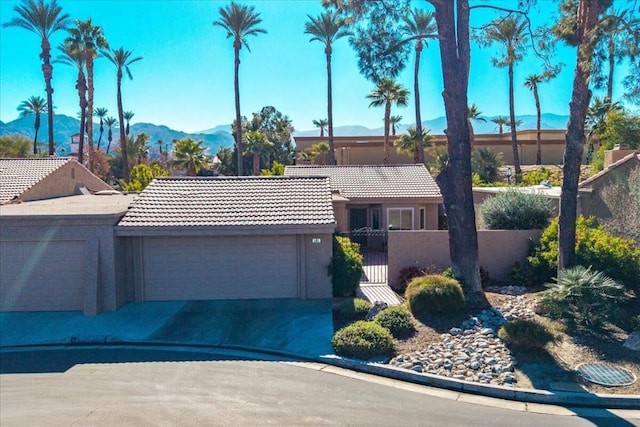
(482, 15), (527, 182)
(312, 118), (328, 137)
(55, 41), (88, 162)
(243, 130), (273, 175)
(367, 78), (409, 165)
(173, 137), (207, 176)
(311, 142), (330, 165)
(585, 96), (622, 162)
(467, 103), (486, 147)
(66, 18), (108, 170)
(395, 126), (432, 163)
(389, 115), (402, 136)
(128, 132), (150, 166)
(3, 0), (70, 155)
(103, 47), (142, 183)
(214, 2), (266, 176)
(401, 8), (437, 164)
(95, 107), (108, 150)
(104, 116), (117, 155)
(305, 10), (351, 166)
(471, 147), (503, 184)
(17, 96), (47, 154)
(491, 116), (509, 134)
(524, 74), (545, 165)
(123, 110), (135, 136)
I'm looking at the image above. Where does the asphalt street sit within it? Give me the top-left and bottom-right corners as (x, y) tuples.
(1, 358), (638, 426)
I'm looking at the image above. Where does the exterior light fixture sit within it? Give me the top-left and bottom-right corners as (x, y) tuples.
(506, 166), (512, 185)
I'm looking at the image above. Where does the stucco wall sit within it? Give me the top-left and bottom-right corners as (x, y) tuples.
(388, 229), (542, 287)
(20, 162), (112, 202)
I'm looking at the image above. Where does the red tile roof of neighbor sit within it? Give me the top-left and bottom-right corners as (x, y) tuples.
(117, 176), (335, 228)
(283, 164), (442, 199)
(0, 158), (71, 203)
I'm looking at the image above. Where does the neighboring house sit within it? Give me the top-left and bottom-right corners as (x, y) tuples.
(284, 164), (442, 233)
(0, 157), (112, 203)
(578, 149), (640, 245)
(115, 176), (336, 302)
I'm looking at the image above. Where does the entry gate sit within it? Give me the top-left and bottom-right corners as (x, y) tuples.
(341, 228), (388, 284)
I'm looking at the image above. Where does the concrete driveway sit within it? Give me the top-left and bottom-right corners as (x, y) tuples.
(0, 299), (334, 358)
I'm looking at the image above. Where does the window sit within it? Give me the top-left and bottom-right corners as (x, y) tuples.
(387, 208), (413, 230)
(419, 208), (426, 230)
(371, 207), (381, 230)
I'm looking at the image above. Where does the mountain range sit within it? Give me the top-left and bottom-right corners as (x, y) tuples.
(1, 113), (570, 155)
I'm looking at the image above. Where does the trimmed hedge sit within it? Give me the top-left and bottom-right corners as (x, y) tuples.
(405, 275), (465, 315)
(334, 298), (372, 323)
(330, 235), (364, 297)
(373, 305), (415, 338)
(332, 321), (396, 359)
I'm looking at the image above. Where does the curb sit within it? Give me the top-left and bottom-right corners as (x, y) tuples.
(317, 355), (640, 410)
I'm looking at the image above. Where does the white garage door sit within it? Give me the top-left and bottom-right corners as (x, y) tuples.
(142, 235), (298, 301)
(0, 240), (85, 311)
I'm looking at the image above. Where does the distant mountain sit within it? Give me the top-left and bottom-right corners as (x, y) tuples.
(293, 113), (569, 137)
(0, 114), (234, 155)
(198, 124), (232, 135)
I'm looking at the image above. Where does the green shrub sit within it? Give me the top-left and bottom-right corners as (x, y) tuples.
(479, 189), (553, 230)
(405, 275), (465, 315)
(528, 216), (640, 291)
(330, 236), (364, 297)
(373, 305), (415, 338)
(334, 298), (372, 323)
(332, 321), (396, 359)
(498, 319), (561, 349)
(472, 147), (503, 183)
(630, 315), (640, 332)
(538, 266), (628, 329)
(520, 167), (562, 186)
(507, 262), (535, 287)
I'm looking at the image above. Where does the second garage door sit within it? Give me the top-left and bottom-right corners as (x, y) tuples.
(142, 235), (298, 301)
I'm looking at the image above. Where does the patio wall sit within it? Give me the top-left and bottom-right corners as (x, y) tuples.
(388, 229), (542, 287)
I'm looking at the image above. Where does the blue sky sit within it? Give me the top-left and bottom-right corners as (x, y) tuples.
(0, 0), (631, 134)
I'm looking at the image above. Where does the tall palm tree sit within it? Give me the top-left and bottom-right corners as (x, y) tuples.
(174, 137), (207, 176)
(524, 74), (545, 165)
(103, 47), (142, 183)
(367, 78), (409, 165)
(128, 132), (150, 166)
(389, 115), (402, 136)
(491, 116), (509, 134)
(3, 0), (70, 155)
(585, 96), (622, 162)
(17, 96), (47, 154)
(104, 116), (117, 155)
(243, 130), (272, 175)
(55, 41), (87, 163)
(483, 15), (527, 182)
(467, 103), (486, 147)
(123, 110), (135, 136)
(305, 10), (351, 166)
(394, 126), (432, 163)
(214, 2), (266, 176)
(401, 8), (437, 164)
(312, 118), (328, 137)
(95, 107), (108, 150)
(66, 18), (108, 170)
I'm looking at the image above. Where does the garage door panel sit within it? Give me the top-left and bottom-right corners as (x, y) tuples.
(142, 236), (298, 301)
(0, 240), (85, 311)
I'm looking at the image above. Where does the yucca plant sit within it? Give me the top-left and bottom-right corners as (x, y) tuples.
(539, 266), (628, 329)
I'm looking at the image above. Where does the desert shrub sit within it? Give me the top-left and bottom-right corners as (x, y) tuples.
(330, 236), (364, 297)
(528, 216), (640, 291)
(332, 321), (396, 359)
(538, 266), (628, 329)
(480, 189), (552, 230)
(395, 266), (425, 294)
(507, 262), (535, 287)
(498, 319), (561, 349)
(442, 267), (455, 279)
(334, 298), (372, 323)
(472, 147), (503, 183)
(405, 275), (465, 315)
(373, 305), (415, 338)
(520, 167), (562, 186)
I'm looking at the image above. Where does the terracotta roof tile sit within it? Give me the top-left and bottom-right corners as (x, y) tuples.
(0, 158), (71, 203)
(283, 164), (442, 199)
(117, 176), (335, 227)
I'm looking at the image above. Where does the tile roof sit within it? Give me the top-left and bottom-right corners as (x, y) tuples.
(0, 158), (71, 203)
(117, 176), (335, 228)
(284, 164), (442, 199)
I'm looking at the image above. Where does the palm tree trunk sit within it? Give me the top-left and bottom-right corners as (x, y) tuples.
(414, 42), (425, 164)
(77, 69), (88, 164)
(79, 108), (86, 163)
(106, 130), (112, 155)
(41, 37), (55, 155)
(97, 120), (104, 150)
(253, 153), (260, 175)
(534, 84), (542, 165)
(86, 56), (95, 171)
(384, 101), (391, 165)
(234, 42), (244, 176)
(508, 62), (521, 181)
(559, 0), (601, 272)
(326, 47), (336, 165)
(117, 70), (130, 182)
(33, 114), (40, 155)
